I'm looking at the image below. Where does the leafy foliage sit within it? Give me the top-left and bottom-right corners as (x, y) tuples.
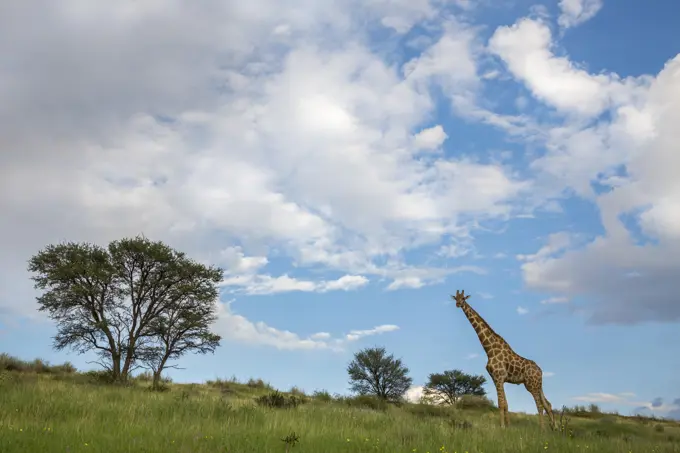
(342, 394), (390, 411)
(423, 369), (487, 405)
(312, 389), (333, 402)
(347, 346), (413, 401)
(27, 236), (223, 382)
(0, 353), (76, 374)
(255, 391), (305, 409)
(455, 394), (496, 411)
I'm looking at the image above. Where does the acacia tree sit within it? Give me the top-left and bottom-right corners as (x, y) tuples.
(423, 369), (487, 405)
(28, 236), (223, 382)
(347, 347), (412, 401)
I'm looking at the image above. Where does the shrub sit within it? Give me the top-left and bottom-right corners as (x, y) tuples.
(0, 370), (20, 386)
(135, 371), (154, 382)
(51, 362), (77, 374)
(289, 386), (306, 397)
(255, 391), (304, 409)
(84, 369), (114, 383)
(0, 353), (76, 374)
(343, 395), (389, 411)
(247, 378), (271, 390)
(0, 353), (27, 372)
(83, 369), (132, 385)
(405, 403), (453, 418)
(455, 395), (496, 411)
(312, 390), (333, 402)
(448, 418), (474, 430)
(589, 403), (602, 414)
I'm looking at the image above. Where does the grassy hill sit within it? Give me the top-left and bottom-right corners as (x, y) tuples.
(0, 354), (678, 453)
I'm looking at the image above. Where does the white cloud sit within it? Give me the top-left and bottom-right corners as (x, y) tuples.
(219, 247), (269, 274)
(516, 306), (529, 315)
(558, 0), (604, 29)
(488, 18), (642, 118)
(2, 0), (676, 339)
(385, 264), (485, 291)
(571, 392), (680, 417)
(0, 0), (536, 320)
(573, 392), (633, 404)
(540, 296), (569, 305)
(466, 353), (479, 359)
(345, 324), (400, 341)
(220, 273), (369, 295)
(413, 125), (448, 151)
(405, 385), (449, 405)
(319, 275), (370, 292)
(405, 385), (426, 403)
(213, 302), (398, 351)
(519, 55), (680, 323)
(387, 277), (425, 290)
(543, 371), (555, 377)
(310, 332), (331, 340)
(477, 292), (493, 300)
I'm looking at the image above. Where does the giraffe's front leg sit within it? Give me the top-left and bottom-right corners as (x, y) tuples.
(492, 378), (509, 428)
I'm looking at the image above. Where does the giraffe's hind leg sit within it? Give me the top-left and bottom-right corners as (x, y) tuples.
(525, 380), (555, 430)
(540, 389), (556, 429)
(525, 384), (546, 430)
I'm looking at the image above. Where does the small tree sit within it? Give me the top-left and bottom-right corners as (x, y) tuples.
(137, 291), (221, 389)
(423, 369), (487, 405)
(347, 347), (412, 401)
(28, 235), (223, 382)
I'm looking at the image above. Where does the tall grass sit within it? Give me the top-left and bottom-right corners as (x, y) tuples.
(1, 370), (678, 453)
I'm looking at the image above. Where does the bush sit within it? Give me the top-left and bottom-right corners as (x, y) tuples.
(0, 353), (76, 374)
(312, 390), (333, 402)
(0, 353), (27, 372)
(343, 395), (389, 411)
(289, 386), (306, 397)
(51, 362), (77, 374)
(455, 395), (496, 411)
(589, 403), (602, 414)
(448, 418), (474, 430)
(405, 403), (453, 418)
(255, 391), (305, 409)
(84, 369), (116, 384)
(134, 371), (154, 382)
(247, 378), (271, 390)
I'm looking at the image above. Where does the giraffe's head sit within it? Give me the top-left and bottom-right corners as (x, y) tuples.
(451, 289), (471, 308)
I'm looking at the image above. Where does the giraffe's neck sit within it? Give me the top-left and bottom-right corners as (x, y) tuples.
(460, 302), (508, 355)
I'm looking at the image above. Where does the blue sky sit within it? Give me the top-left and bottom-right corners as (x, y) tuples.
(1, 0), (679, 419)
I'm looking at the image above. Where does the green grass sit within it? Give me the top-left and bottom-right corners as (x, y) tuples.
(0, 369), (679, 453)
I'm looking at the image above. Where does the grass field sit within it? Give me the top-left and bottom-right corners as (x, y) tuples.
(0, 363), (679, 453)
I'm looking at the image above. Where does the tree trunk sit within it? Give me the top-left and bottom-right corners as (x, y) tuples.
(111, 353), (121, 381)
(120, 338), (138, 381)
(151, 355), (170, 390)
(152, 371), (161, 390)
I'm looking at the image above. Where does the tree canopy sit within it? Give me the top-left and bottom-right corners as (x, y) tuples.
(347, 346), (412, 401)
(27, 235), (223, 383)
(423, 369), (487, 405)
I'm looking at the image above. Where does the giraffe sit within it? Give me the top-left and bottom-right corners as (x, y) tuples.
(451, 289), (555, 430)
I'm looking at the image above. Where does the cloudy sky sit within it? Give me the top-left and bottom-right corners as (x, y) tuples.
(1, 0), (679, 418)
